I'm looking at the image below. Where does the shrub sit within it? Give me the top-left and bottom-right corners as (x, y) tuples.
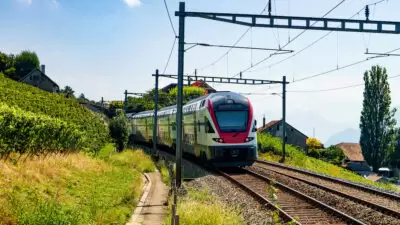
(306, 137), (323, 150)
(0, 75), (108, 154)
(109, 113), (129, 151)
(0, 103), (84, 156)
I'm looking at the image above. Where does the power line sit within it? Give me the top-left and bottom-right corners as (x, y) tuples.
(196, 2), (270, 72)
(293, 46), (400, 83)
(163, 0), (177, 37)
(163, 38), (177, 74)
(288, 74), (400, 93)
(229, 0), (347, 77)
(250, 0), (389, 72)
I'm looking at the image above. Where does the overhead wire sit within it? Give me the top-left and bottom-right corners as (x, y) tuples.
(288, 74), (400, 93)
(196, 2), (270, 72)
(293, 46), (400, 83)
(230, 0), (347, 77)
(162, 0), (178, 73)
(163, 0), (177, 37)
(163, 38), (177, 74)
(251, 0), (389, 73)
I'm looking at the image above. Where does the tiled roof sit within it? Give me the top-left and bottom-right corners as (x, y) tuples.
(336, 143), (364, 162)
(257, 120), (281, 133)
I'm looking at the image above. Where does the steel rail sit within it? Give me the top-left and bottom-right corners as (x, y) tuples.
(256, 159), (400, 200)
(253, 162), (400, 219)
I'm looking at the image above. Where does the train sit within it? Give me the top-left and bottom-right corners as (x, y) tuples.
(127, 91), (258, 167)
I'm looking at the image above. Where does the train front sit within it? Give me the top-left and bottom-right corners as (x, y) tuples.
(207, 92), (258, 167)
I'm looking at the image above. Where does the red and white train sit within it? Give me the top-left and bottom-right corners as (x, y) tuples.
(128, 91), (258, 167)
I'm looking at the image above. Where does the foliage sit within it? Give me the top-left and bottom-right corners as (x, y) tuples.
(0, 103), (84, 156)
(307, 146), (345, 165)
(169, 86), (206, 104)
(164, 188), (244, 225)
(77, 93), (89, 103)
(60, 85), (76, 98)
(257, 133), (398, 191)
(390, 129), (400, 168)
(0, 75), (108, 154)
(306, 137), (323, 150)
(109, 113), (129, 151)
(360, 65), (397, 172)
(125, 86), (206, 113)
(0, 52), (16, 79)
(15, 50), (40, 80)
(0, 145), (148, 225)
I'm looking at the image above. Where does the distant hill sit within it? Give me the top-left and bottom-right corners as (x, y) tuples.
(325, 128), (360, 147)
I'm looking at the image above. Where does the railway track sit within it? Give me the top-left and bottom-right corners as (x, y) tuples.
(254, 160), (400, 220)
(217, 167), (364, 225)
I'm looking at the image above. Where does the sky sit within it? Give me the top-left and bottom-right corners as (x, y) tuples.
(1, 0), (400, 144)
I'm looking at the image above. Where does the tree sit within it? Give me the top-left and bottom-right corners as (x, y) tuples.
(14, 50), (40, 80)
(0, 52), (16, 79)
(109, 112), (129, 151)
(169, 86), (206, 104)
(61, 86), (75, 98)
(360, 65), (397, 172)
(0, 52), (7, 72)
(389, 129), (400, 168)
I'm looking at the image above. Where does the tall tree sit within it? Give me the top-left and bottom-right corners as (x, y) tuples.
(15, 50), (40, 80)
(360, 65), (397, 172)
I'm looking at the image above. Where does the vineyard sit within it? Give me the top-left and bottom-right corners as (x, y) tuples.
(0, 73), (108, 156)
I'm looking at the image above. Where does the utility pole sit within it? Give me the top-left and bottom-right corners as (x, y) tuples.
(176, 1), (185, 188)
(280, 76), (286, 163)
(153, 69), (159, 156)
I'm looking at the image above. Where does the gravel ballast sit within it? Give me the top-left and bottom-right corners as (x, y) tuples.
(251, 166), (400, 225)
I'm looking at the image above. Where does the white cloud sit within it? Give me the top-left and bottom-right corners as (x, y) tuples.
(16, 0), (32, 5)
(123, 0), (141, 8)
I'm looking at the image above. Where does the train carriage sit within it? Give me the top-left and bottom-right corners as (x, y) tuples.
(128, 91), (258, 167)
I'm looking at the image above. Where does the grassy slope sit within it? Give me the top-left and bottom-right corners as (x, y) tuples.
(0, 144), (155, 225)
(258, 133), (397, 191)
(0, 73), (108, 153)
(163, 188), (244, 225)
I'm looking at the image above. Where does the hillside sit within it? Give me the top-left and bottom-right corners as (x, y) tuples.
(0, 73), (108, 154)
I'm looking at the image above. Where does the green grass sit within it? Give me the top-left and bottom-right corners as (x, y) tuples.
(163, 188), (244, 225)
(0, 144), (156, 225)
(258, 133), (398, 191)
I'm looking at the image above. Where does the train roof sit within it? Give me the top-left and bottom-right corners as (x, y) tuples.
(130, 91), (247, 119)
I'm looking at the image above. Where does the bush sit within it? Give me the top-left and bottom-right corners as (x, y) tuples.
(306, 137), (323, 150)
(0, 75), (108, 154)
(0, 103), (84, 156)
(109, 113), (129, 151)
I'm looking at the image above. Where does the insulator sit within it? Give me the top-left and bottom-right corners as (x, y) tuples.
(365, 5), (370, 21)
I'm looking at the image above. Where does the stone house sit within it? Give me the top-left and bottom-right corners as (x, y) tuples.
(20, 65), (59, 93)
(257, 119), (308, 150)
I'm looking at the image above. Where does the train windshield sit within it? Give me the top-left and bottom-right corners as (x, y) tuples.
(215, 111), (248, 132)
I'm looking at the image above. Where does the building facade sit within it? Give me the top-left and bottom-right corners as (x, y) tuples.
(20, 65), (59, 93)
(258, 120), (308, 150)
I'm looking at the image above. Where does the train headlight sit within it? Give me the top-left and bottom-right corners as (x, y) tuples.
(244, 137), (254, 142)
(212, 138), (224, 143)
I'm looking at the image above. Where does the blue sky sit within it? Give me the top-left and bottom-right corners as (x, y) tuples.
(1, 0), (400, 144)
